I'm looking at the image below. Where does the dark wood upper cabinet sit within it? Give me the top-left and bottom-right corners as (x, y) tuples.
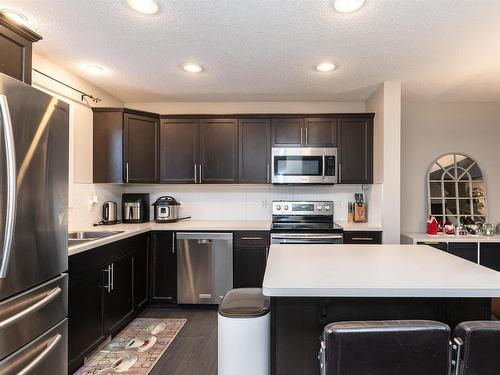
(124, 113), (159, 183)
(272, 118), (304, 147)
(199, 119), (238, 183)
(304, 118), (337, 147)
(160, 119), (198, 183)
(93, 110), (123, 183)
(338, 117), (373, 184)
(239, 118), (271, 183)
(93, 108), (159, 183)
(0, 13), (42, 84)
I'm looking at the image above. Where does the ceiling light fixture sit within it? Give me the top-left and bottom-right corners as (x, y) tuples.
(316, 63), (336, 72)
(83, 64), (105, 75)
(334, 0), (365, 13)
(1, 9), (28, 25)
(182, 63), (203, 73)
(127, 0), (159, 15)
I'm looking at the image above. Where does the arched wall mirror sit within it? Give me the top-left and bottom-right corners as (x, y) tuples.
(427, 153), (486, 226)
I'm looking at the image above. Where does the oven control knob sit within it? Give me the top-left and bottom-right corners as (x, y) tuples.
(276, 205), (281, 211)
(317, 206), (322, 211)
(284, 205), (289, 211)
(325, 205), (331, 210)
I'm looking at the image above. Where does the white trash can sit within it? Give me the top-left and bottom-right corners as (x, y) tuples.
(218, 288), (270, 375)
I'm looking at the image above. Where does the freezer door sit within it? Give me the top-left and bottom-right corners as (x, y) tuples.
(0, 274), (67, 361)
(0, 73), (68, 301)
(0, 318), (67, 375)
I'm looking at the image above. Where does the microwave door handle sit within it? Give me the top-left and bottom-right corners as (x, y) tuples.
(322, 152), (326, 180)
(0, 95), (17, 279)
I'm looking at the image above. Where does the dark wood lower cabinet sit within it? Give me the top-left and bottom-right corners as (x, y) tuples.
(448, 242), (478, 263)
(343, 231), (382, 244)
(68, 268), (105, 372)
(417, 241), (448, 252)
(104, 254), (135, 335)
(134, 241), (149, 309)
(233, 231), (270, 288)
(69, 235), (149, 373)
(149, 232), (177, 304)
(479, 243), (500, 271)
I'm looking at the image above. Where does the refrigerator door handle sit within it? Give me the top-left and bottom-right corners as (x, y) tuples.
(17, 333), (62, 375)
(0, 287), (62, 330)
(0, 95), (17, 279)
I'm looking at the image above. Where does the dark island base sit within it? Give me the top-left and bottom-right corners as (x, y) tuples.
(271, 297), (491, 375)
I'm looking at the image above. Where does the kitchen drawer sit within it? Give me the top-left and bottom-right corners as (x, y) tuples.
(343, 231), (382, 244)
(0, 274), (67, 361)
(234, 231), (270, 246)
(0, 318), (67, 375)
(417, 241), (448, 252)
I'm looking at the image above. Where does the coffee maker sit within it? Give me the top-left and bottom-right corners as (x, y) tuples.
(122, 193), (150, 223)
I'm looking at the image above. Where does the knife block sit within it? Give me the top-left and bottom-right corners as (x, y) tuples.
(353, 203), (367, 223)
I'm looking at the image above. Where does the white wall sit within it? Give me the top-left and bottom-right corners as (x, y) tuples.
(365, 82), (402, 243)
(32, 52), (124, 230)
(401, 100), (500, 233)
(125, 101), (365, 114)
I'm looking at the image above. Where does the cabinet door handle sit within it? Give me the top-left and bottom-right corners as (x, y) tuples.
(300, 128), (303, 146)
(240, 237), (263, 240)
(338, 163), (342, 183)
(125, 162), (129, 183)
(305, 127), (308, 145)
(110, 263), (114, 291)
(351, 237), (374, 241)
(267, 163), (270, 183)
(103, 265), (111, 293)
(199, 164), (202, 183)
(194, 164), (197, 184)
(172, 234), (175, 254)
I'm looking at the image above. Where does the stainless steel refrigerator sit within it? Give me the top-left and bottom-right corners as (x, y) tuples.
(0, 73), (68, 374)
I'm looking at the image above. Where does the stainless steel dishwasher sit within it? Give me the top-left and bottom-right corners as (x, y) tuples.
(176, 232), (233, 304)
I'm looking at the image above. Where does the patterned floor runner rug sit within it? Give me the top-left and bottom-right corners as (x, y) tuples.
(75, 318), (186, 374)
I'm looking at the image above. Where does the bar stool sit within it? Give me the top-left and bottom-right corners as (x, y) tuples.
(319, 320), (450, 375)
(453, 321), (500, 375)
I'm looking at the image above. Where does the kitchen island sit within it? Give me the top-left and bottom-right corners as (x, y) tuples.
(263, 244), (500, 375)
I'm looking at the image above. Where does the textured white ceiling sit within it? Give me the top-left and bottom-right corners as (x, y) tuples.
(4, 0), (500, 102)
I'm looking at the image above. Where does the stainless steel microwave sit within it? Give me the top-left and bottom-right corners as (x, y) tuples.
(271, 147), (338, 184)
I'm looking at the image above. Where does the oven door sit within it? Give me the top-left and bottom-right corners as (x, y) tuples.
(271, 147), (337, 184)
(271, 233), (343, 245)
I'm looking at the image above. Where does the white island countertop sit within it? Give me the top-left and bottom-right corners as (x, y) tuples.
(263, 244), (500, 298)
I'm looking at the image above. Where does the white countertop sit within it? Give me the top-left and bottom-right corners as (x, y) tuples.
(68, 219), (383, 256)
(337, 221), (383, 232)
(263, 244), (500, 298)
(402, 232), (500, 243)
(68, 220), (271, 256)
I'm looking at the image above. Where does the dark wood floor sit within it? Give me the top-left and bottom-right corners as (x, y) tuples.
(141, 308), (218, 375)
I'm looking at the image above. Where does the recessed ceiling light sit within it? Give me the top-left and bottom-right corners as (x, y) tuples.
(316, 63), (336, 72)
(182, 63), (203, 73)
(334, 0), (365, 13)
(83, 64), (105, 75)
(1, 9), (28, 25)
(127, 0), (159, 15)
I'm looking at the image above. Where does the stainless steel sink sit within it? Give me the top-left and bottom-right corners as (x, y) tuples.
(68, 231), (124, 246)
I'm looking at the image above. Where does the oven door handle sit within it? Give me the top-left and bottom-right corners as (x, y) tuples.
(274, 239), (343, 244)
(272, 234), (344, 240)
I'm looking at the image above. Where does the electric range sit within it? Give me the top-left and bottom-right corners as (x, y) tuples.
(270, 201), (343, 244)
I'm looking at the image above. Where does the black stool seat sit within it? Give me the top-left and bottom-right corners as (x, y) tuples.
(320, 320), (450, 375)
(454, 321), (500, 375)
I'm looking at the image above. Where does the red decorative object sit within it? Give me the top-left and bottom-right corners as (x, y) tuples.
(427, 215), (438, 235)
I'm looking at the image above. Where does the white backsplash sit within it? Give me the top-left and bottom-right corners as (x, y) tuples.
(69, 183), (123, 230)
(123, 184), (382, 224)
